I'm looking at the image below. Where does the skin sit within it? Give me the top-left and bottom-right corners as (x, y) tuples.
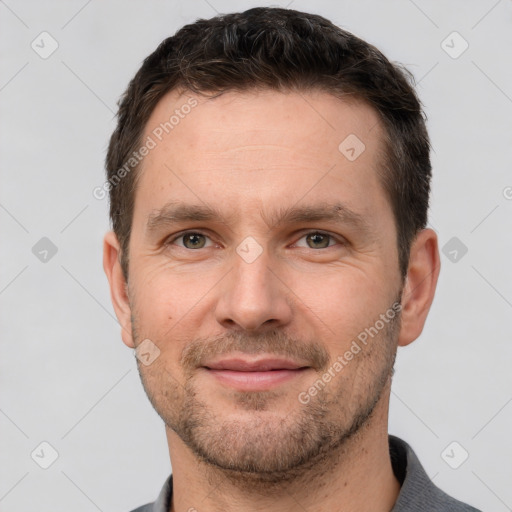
(104, 89), (440, 512)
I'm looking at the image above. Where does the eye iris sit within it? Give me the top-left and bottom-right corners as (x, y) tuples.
(307, 233), (330, 249)
(183, 233), (206, 249)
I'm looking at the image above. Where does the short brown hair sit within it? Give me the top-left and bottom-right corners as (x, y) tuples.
(106, 7), (431, 281)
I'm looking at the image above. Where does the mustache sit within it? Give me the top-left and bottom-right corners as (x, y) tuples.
(180, 329), (330, 372)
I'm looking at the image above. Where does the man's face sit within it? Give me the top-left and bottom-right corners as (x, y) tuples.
(124, 89), (404, 478)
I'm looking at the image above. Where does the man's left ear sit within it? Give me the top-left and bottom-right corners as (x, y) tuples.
(398, 228), (440, 347)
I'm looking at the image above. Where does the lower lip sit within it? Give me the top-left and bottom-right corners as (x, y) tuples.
(204, 368), (309, 391)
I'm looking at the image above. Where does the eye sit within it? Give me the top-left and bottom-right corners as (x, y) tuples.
(168, 231), (213, 249)
(294, 231), (341, 249)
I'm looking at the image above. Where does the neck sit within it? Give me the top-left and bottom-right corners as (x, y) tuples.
(167, 388), (400, 512)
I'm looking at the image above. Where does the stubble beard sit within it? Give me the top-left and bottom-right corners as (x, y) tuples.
(134, 300), (401, 487)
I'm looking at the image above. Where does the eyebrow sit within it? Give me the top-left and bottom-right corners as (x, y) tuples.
(145, 200), (374, 236)
(267, 202), (372, 234)
(146, 201), (238, 234)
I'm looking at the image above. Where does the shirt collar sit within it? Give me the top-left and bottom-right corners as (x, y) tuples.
(147, 435), (477, 512)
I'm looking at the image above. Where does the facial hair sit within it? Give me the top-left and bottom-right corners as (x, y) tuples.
(133, 295), (401, 486)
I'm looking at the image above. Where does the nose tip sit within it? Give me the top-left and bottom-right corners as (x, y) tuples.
(214, 254), (293, 332)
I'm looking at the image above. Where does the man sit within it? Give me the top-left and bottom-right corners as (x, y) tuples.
(103, 7), (480, 512)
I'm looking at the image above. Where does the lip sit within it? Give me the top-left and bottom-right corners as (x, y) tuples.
(202, 357), (311, 391)
(204, 357), (308, 372)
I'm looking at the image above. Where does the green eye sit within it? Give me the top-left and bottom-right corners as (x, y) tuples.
(305, 232), (332, 249)
(177, 233), (206, 249)
(294, 231), (339, 249)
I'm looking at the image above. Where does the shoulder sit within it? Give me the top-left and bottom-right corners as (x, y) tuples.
(390, 436), (481, 512)
(129, 505), (154, 512)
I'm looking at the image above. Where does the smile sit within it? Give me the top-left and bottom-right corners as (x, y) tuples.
(202, 357), (311, 391)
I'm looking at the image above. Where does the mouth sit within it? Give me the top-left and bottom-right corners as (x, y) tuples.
(202, 357), (311, 391)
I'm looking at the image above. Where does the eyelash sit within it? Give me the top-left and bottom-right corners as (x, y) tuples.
(165, 230), (345, 250)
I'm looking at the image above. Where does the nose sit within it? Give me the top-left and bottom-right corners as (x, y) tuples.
(214, 246), (293, 332)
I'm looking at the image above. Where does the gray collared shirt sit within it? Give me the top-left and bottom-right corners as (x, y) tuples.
(130, 436), (481, 512)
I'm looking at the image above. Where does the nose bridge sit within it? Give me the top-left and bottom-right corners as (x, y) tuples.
(215, 239), (292, 331)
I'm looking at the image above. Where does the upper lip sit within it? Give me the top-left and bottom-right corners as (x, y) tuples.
(203, 357), (309, 372)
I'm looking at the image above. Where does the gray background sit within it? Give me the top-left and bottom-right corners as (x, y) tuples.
(1, 0), (511, 510)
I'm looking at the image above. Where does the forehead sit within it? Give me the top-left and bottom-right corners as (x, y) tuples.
(134, 88), (390, 231)
(142, 88), (383, 160)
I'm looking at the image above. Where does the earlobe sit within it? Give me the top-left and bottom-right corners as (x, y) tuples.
(397, 228), (441, 347)
(103, 231), (135, 348)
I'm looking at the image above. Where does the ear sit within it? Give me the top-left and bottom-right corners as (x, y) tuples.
(398, 228), (440, 347)
(103, 231), (135, 348)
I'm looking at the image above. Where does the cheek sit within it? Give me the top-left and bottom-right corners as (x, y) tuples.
(290, 269), (388, 340)
(130, 269), (219, 363)
(132, 264), (207, 322)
